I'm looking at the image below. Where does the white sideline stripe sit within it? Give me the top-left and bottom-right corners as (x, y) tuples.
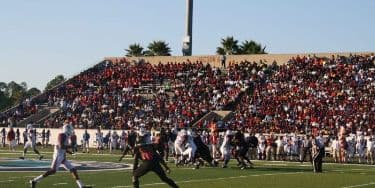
(111, 172), (303, 188)
(342, 182), (375, 188)
(0, 180), (14, 183)
(53, 182), (68, 186)
(264, 164), (287, 166)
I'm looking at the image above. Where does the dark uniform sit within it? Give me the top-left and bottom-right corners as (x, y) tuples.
(158, 128), (169, 161)
(193, 134), (217, 167)
(122, 130), (137, 157)
(132, 143), (179, 188)
(312, 137), (324, 173)
(233, 131), (253, 169)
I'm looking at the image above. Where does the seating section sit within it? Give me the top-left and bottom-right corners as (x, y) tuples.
(1, 54), (374, 135)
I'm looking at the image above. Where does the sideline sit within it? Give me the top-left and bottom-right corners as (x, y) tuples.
(341, 182), (375, 188)
(111, 172), (303, 188)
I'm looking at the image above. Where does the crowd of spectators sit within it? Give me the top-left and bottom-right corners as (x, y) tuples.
(1, 54), (374, 137)
(39, 59), (252, 130)
(229, 54), (375, 135)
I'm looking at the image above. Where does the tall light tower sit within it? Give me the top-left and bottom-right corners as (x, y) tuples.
(182, 0), (193, 56)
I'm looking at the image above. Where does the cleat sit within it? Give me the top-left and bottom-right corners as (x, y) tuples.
(39, 155), (44, 160)
(29, 180), (36, 188)
(19, 156), (25, 160)
(82, 186), (93, 188)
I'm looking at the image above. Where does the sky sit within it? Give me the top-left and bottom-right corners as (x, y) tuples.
(0, 0), (374, 90)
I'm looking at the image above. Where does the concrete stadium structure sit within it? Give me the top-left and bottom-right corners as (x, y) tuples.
(106, 52), (374, 67)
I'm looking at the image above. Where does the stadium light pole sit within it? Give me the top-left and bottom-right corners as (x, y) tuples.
(182, 0), (193, 56)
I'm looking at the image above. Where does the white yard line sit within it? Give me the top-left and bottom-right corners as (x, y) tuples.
(342, 182), (375, 188)
(264, 163), (287, 166)
(53, 182), (68, 186)
(0, 179), (14, 183)
(111, 172), (303, 188)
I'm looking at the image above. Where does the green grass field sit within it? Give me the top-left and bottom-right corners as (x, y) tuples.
(1, 147), (375, 188)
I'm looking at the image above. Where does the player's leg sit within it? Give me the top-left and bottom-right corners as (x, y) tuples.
(63, 160), (91, 188)
(133, 163), (151, 188)
(32, 144), (44, 160)
(152, 164), (179, 188)
(30, 156), (61, 187)
(20, 142), (31, 159)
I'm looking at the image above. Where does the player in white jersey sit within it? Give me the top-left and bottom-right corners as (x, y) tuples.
(20, 122), (43, 160)
(356, 134), (366, 163)
(257, 133), (266, 160)
(30, 123), (91, 188)
(174, 129), (187, 165)
(220, 130), (234, 168)
(366, 136), (374, 165)
(275, 136), (285, 161)
(110, 130), (119, 153)
(347, 136), (356, 163)
(330, 137), (340, 163)
(182, 130), (197, 164)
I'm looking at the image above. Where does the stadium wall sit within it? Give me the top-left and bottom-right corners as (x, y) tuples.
(3, 127), (122, 148)
(105, 52), (374, 66)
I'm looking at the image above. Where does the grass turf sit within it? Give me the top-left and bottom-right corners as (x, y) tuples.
(0, 147), (375, 188)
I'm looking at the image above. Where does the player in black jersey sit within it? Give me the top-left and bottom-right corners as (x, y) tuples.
(120, 133), (178, 188)
(233, 129), (253, 169)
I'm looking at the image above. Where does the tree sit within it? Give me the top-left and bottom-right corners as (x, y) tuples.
(45, 75), (65, 91)
(145, 40), (171, 56)
(125, 43), (144, 57)
(7, 81), (27, 103)
(216, 36), (240, 55)
(27, 87), (41, 97)
(0, 81), (42, 111)
(0, 90), (11, 111)
(240, 40), (267, 54)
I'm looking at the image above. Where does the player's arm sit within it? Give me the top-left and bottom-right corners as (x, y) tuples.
(154, 144), (171, 173)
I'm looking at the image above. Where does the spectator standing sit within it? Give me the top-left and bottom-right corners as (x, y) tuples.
(46, 129), (50, 146)
(16, 128), (20, 145)
(1, 128), (6, 147)
(71, 131), (78, 154)
(220, 55), (226, 68)
(82, 129), (90, 153)
(41, 129), (46, 148)
(7, 127), (16, 151)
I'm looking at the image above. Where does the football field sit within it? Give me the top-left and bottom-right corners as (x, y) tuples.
(1, 148), (374, 188)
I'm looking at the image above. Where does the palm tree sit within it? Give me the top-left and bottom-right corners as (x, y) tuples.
(125, 43), (144, 57)
(240, 40), (267, 54)
(145, 41), (171, 56)
(216, 36), (240, 55)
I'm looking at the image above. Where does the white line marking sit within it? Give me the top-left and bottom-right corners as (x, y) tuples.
(264, 164), (287, 166)
(342, 182), (375, 188)
(0, 180), (14, 183)
(53, 182), (68, 186)
(111, 172), (303, 188)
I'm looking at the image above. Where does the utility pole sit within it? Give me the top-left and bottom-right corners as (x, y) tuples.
(182, 0), (193, 56)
